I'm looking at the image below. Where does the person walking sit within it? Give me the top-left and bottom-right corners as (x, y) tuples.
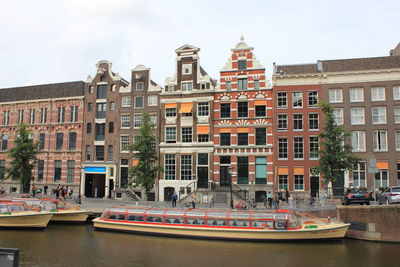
(209, 195), (214, 208)
(191, 193), (197, 209)
(288, 194), (294, 208)
(31, 184), (36, 197)
(273, 194), (280, 209)
(308, 192), (315, 208)
(320, 190), (327, 206)
(171, 191), (178, 207)
(55, 185), (60, 199)
(267, 191), (273, 209)
(285, 188), (290, 205)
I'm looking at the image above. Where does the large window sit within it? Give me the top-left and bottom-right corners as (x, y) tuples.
(278, 138), (288, 159)
(237, 102), (248, 117)
(3, 111), (10, 125)
(95, 146), (104, 161)
(351, 108), (365, 125)
(40, 108), (47, 124)
(166, 108), (176, 117)
(308, 91), (318, 107)
(393, 85), (400, 100)
(97, 84), (107, 99)
(165, 127), (176, 143)
(309, 113), (319, 130)
(67, 160), (75, 183)
(68, 132), (77, 150)
(120, 159), (129, 188)
(120, 136), (129, 152)
(1, 134), (8, 151)
(332, 108), (343, 125)
(293, 114), (303, 130)
(54, 160), (62, 182)
(108, 145), (113, 161)
(220, 103), (231, 118)
(255, 105), (266, 117)
(136, 82), (144, 91)
(134, 114), (142, 128)
(375, 170), (388, 188)
(351, 131), (366, 152)
(39, 133), (45, 150)
(198, 134), (209, 143)
(279, 175), (288, 190)
(85, 145), (91, 161)
(238, 60), (247, 70)
(372, 107), (386, 124)
(181, 127), (193, 143)
(226, 81), (232, 91)
(350, 88), (364, 102)
(255, 157), (267, 184)
(96, 103), (106, 119)
(70, 106), (78, 122)
(373, 130), (387, 151)
(278, 114), (288, 131)
(135, 96), (144, 108)
(148, 95), (158, 106)
(29, 109), (35, 124)
(277, 92), (287, 108)
(254, 80), (260, 90)
(181, 82), (193, 91)
(181, 155), (192, 180)
(329, 89), (343, 103)
(56, 133), (63, 150)
(121, 115), (130, 128)
(292, 92), (303, 108)
(165, 155), (176, 180)
(57, 107), (65, 123)
(18, 110), (24, 124)
(294, 175), (304, 190)
(294, 137), (304, 159)
(255, 128), (266, 145)
(238, 133), (248, 146)
(220, 133), (231, 146)
(371, 87), (385, 101)
(37, 160), (44, 182)
(237, 157), (249, 184)
(121, 96), (131, 107)
(396, 131), (400, 151)
(309, 137), (319, 159)
(395, 107), (400, 124)
(353, 162), (366, 188)
(95, 123), (105, 141)
(238, 78), (248, 90)
(197, 102), (209, 116)
(0, 160), (5, 180)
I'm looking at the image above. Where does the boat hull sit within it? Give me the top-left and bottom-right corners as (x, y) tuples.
(0, 212), (53, 228)
(50, 210), (89, 222)
(93, 219), (349, 241)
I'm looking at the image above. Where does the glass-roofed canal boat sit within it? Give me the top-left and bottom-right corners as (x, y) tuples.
(93, 206), (350, 241)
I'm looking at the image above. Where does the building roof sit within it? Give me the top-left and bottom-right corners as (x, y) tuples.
(0, 81), (84, 103)
(322, 56), (400, 72)
(275, 64), (319, 75)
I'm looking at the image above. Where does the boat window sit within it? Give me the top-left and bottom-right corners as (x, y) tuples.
(207, 212), (227, 218)
(8, 205), (25, 212)
(186, 218), (205, 225)
(229, 220), (250, 228)
(207, 219), (226, 226)
(165, 210), (185, 216)
(253, 220), (273, 229)
(251, 213), (274, 219)
(117, 214), (126, 221)
(127, 209), (146, 214)
(108, 214), (118, 220)
(146, 210), (165, 216)
(128, 215), (144, 222)
(287, 214), (301, 229)
(229, 212), (251, 219)
(0, 204), (8, 213)
(109, 207), (127, 213)
(186, 211), (206, 217)
(146, 216), (163, 223)
(165, 217), (183, 224)
(40, 201), (55, 211)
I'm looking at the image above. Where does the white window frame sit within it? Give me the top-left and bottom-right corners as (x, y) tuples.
(180, 155), (192, 180)
(148, 95), (158, 106)
(165, 154), (176, 180)
(329, 89), (343, 103)
(393, 85), (400, 100)
(278, 138), (288, 160)
(134, 114), (142, 128)
(121, 96), (131, 107)
(396, 130), (400, 151)
(197, 102), (209, 117)
(181, 81), (193, 91)
(371, 87), (385, 101)
(120, 135), (130, 152)
(309, 136), (319, 160)
(165, 127), (177, 143)
(181, 127), (193, 143)
(351, 131), (366, 152)
(350, 108), (365, 125)
(277, 92), (287, 108)
(134, 96), (144, 108)
(293, 114), (303, 131)
(332, 108), (343, 125)
(120, 115), (130, 129)
(293, 137), (304, 160)
(373, 130), (388, 151)
(136, 82), (144, 91)
(277, 114), (288, 131)
(308, 113), (319, 130)
(372, 107), (387, 124)
(353, 162), (367, 188)
(349, 88), (364, 102)
(308, 91), (319, 107)
(395, 106), (400, 124)
(182, 64), (192, 75)
(292, 92), (303, 108)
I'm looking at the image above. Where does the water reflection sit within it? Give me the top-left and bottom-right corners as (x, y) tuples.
(0, 224), (399, 267)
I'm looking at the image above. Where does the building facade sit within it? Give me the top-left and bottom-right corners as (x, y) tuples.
(0, 82), (84, 194)
(213, 38), (274, 201)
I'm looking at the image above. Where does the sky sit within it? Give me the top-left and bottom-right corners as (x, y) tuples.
(0, 0), (399, 88)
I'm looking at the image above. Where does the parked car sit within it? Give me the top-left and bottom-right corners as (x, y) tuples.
(378, 186), (400, 205)
(342, 188), (371, 205)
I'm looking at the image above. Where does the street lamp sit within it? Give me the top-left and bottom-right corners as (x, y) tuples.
(228, 167), (233, 209)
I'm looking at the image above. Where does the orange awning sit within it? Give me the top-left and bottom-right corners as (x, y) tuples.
(179, 103), (193, 113)
(219, 128), (231, 133)
(237, 128), (249, 133)
(376, 161), (389, 169)
(294, 167), (304, 175)
(278, 167), (288, 175)
(254, 100), (267, 105)
(132, 159), (139, 166)
(197, 125), (210, 134)
(165, 103), (177, 108)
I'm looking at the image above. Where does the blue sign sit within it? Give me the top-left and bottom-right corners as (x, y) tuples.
(84, 167), (107, 173)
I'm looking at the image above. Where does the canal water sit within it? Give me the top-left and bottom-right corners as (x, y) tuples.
(1, 224), (399, 267)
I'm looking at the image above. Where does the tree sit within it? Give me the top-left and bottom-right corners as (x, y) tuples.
(4, 124), (41, 193)
(316, 103), (360, 195)
(128, 111), (162, 201)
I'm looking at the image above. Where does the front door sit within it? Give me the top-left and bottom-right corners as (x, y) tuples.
(197, 167), (208, 188)
(333, 172), (345, 196)
(85, 174), (93, 197)
(310, 176), (319, 197)
(220, 166), (230, 187)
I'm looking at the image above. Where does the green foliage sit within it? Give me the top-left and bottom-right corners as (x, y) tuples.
(128, 111), (162, 199)
(4, 124), (41, 193)
(316, 103), (360, 185)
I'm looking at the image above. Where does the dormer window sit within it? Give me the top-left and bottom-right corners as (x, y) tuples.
(182, 64), (192, 75)
(181, 82), (193, 91)
(238, 60), (247, 70)
(166, 85), (174, 92)
(136, 82), (144, 91)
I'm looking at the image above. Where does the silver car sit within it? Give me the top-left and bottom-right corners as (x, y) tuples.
(378, 186), (400, 204)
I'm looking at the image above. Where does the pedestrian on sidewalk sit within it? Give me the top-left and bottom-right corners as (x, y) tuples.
(308, 192), (315, 208)
(209, 195), (214, 208)
(31, 183), (36, 197)
(273, 194), (279, 209)
(191, 193), (197, 209)
(171, 190), (178, 207)
(285, 188), (290, 204)
(288, 194), (294, 208)
(320, 190), (327, 206)
(267, 191), (273, 209)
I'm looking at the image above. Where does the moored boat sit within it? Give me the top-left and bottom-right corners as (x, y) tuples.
(93, 206), (350, 241)
(0, 202), (53, 228)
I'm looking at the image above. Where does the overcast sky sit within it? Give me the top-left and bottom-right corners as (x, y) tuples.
(0, 0), (399, 89)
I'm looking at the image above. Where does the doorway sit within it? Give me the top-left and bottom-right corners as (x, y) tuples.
(332, 172), (345, 196)
(197, 167), (208, 188)
(220, 166), (231, 187)
(310, 176), (319, 198)
(84, 174), (106, 198)
(164, 187), (175, 202)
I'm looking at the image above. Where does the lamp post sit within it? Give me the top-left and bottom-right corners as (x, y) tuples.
(228, 167), (233, 209)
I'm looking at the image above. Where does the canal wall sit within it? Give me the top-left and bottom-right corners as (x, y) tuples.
(337, 204), (400, 242)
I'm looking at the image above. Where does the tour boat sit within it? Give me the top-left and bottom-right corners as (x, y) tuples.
(93, 206), (350, 241)
(12, 198), (89, 222)
(0, 202), (53, 228)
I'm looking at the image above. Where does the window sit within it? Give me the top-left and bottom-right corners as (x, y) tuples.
(111, 84), (116, 92)
(70, 106), (78, 122)
(150, 115), (157, 127)
(88, 103), (93, 112)
(3, 111), (9, 125)
(350, 88), (364, 102)
(181, 82), (193, 91)
(197, 102), (209, 116)
(308, 91), (318, 107)
(67, 160), (75, 183)
(373, 130), (387, 151)
(255, 157), (267, 184)
(136, 82), (144, 91)
(294, 137), (304, 159)
(292, 92), (303, 108)
(255, 128), (266, 145)
(372, 107), (386, 124)
(198, 153), (208, 166)
(109, 122), (114, 133)
(181, 155), (192, 180)
(120, 136), (129, 152)
(277, 92), (287, 108)
(40, 108), (47, 123)
(121, 115), (130, 128)
(238, 78), (248, 91)
(351, 108), (365, 125)
(278, 138), (288, 159)
(165, 155), (176, 180)
(85, 145), (91, 161)
(329, 89), (343, 103)
(148, 95), (158, 106)
(237, 157), (249, 184)
(198, 134), (209, 142)
(332, 108), (343, 125)
(0, 160), (5, 180)
(87, 123), (92, 134)
(393, 85), (400, 100)
(134, 114), (142, 128)
(279, 175), (288, 190)
(398, 164), (400, 184)
(255, 105), (266, 117)
(293, 114), (303, 130)
(95, 146), (104, 161)
(238, 133), (248, 146)
(110, 101), (116, 111)
(37, 160), (44, 182)
(54, 160), (62, 182)
(254, 80), (260, 90)
(57, 107), (65, 123)
(182, 64), (192, 75)
(97, 84), (107, 99)
(121, 96), (131, 107)
(226, 81), (232, 91)
(18, 110), (24, 124)
(96, 103), (106, 119)
(309, 137), (319, 159)
(181, 127), (192, 143)
(277, 114), (287, 131)
(56, 133), (63, 150)
(237, 102), (248, 117)
(351, 131), (366, 152)
(1, 134), (8, 151)
(68, 132), (76, 150)
(295, 175), (304, 190)
(238, 60), (247, 70)
(375, 170), (388, 188)
(220, 103), (231, 118)
(120, 159), (129, 188)
(95, 123), (105, 141)
(39, 133), (45, 150)
(89, 86), (94, 93)
(371, 87), (385, 101)
(135, 96), (144, 108)
(166, 108), (176, 117)
(396, 131), (400, 151)
(395, 107), (400, 124)
(220, 133), (231, 146)
(165, 127), (176, 143)
(309, 113), (319, 130)
(353, 163), (366, 188)
(29, 109), (35, 124)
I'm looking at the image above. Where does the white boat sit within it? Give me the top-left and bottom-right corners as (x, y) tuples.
(0, 202), (53, 228)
